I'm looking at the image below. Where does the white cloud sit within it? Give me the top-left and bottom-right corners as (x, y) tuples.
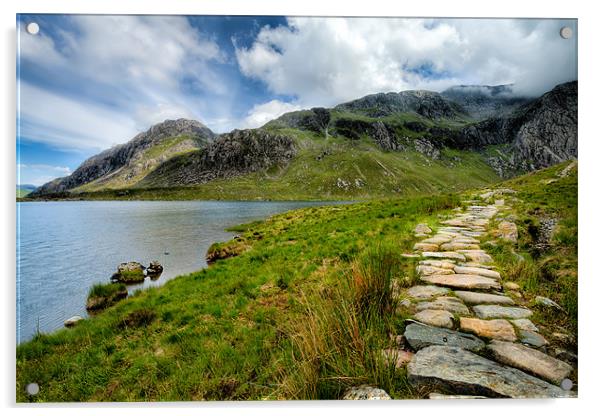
(242, 100), (302, 128)
(17, 163), (72, 186)
(18, 15), (226, 150)
(235, 18), (577, 106)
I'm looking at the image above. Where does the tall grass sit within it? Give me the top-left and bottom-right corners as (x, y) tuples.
(279, 243), (416, 399)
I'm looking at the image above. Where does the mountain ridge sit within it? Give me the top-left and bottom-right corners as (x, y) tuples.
(29, 81), (577, 199)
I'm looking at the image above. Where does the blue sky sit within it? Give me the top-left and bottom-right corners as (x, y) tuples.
(16, 15), (577, 186)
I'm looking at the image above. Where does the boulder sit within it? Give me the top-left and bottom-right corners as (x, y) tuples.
(146, 260), (163, 275)
(535, 296), (564, 312)
(414, 309), (455, 328)
(495, 221), (518, 243)
(473, 305), (532, 319)
(342, 385), (391, 400)
(111, 261), (146, 283)
(488, 340), (573, 385)
(454, 291), (514, 305)
(407, 345), (574, 398)
(64, 315), (84, 328)
(404, 323), (485, 352)
(459, 317), (517, 341)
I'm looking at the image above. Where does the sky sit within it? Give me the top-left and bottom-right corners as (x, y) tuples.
(16, 15), (577, 186)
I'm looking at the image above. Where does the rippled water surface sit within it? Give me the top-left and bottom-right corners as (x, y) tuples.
(17, 200), (336, 343)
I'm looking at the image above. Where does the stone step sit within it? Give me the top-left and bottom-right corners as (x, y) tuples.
(407, 345), (574, 398)
(413, 309), (454, 328)
(453, 266), (501, 280)
(518, 329), (549, 348)
(404, 323), (485, 352)
(421, 251), (467, 261)
(511, 318), (539, 332)
(413, 242), (440, 252)
(454, 291), (514, 305)
(420, 274), (501, 291)
(416, 265), (454, 276)
(459, 317), (517, 341)
(441, 242), (481, 251)
(473, 305), (532, 319)
(407, 285), (450, 300)
(416, 296), (470, 315)
(487, 340), (573, 385)
(419, 260), (456, 269)
(457, 250), (494, 264)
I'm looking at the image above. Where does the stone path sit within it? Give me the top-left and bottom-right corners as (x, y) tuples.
(393, 199), (575, 399)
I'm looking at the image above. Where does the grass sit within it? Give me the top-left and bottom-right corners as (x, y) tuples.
(484, 161), (578, 338)
(17, 192), (459, 402)
(16, 162), (578, 402)
(88, 283), (126, 299)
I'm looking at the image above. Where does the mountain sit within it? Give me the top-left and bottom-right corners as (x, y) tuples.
(16, 184), (37, 197)
(31, 119), (215, 195)
(441, 84), (530, 120)
(30, 81), (577, 200)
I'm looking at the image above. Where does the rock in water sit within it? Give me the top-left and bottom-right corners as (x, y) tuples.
(404, 323), (485, 352)
(111, 261), (146, 283)
(407, 345), (574, 398)
(342, 385), (391, 400)
(146, 260), (164, 275)
(64, 315), (84, 327)
(487, 340), (573, 385)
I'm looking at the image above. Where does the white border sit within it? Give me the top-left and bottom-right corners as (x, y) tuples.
(2, 1), (600, 415)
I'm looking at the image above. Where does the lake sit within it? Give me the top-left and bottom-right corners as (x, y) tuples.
(16, 200), (338, 343)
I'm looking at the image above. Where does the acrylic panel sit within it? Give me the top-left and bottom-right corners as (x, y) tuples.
(16, 15), (578, 402)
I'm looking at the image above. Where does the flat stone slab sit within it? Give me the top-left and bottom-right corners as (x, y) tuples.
(404, 323), (485, 352)
(407, 285), (450, 300)
(460, 262), (495, 269)
(342, 385), (391, 400)
(407, 345), (574, 398)
(454, 291), (514, 305)
(511, 319), (539, 332)
(459, 317), (516, 341)
(441, 242), (480, 251)
(416, 265), (454, 276)
(453, 266), (501, 280)
(413, 242), (440, 252)
(416, 296), (470, 315)
(419, 260), (456, 269)
(421, 274), (501, 291)
(457, 250), (494, 264)
(381, 348), (414, 368)
(473, 305), (532, 319)
(421, 251), (466, 261)
(488, 340), (573, 385)
(422, 235), (453, 244)
(414, 309), (455, 328)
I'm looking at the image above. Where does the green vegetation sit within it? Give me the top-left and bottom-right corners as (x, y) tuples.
(16, 162), (577, 402)
(485, 161), (578, 335)
(88, 283), (127, 299)
(17, 193), (459, 401)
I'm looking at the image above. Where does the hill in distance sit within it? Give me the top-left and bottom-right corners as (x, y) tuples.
(16, 184), (37, 197)
(29, 81), (577, 201)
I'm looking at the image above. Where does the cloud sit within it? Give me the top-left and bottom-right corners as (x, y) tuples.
(17, 163), (72, 186)
(235, 17), (577, 106)
(241, 99), (302, 128)
(18, 15), (227, 151)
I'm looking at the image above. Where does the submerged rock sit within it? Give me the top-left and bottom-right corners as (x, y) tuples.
(146, 260), (163, 275)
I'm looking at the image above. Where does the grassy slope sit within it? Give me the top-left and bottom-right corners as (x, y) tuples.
(57, 127), (501, 201)
(73, 135), (200, 193)
(16, 161), (577, 402)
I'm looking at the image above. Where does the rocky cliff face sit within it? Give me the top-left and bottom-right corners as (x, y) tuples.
(32, 119), (215, 195)
(139, 129), (297, 187)
(441, 84), (530, 120)
(335, 90), (467, 119)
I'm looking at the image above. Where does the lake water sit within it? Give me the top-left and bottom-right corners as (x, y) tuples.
(16, 200), (336, 343)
